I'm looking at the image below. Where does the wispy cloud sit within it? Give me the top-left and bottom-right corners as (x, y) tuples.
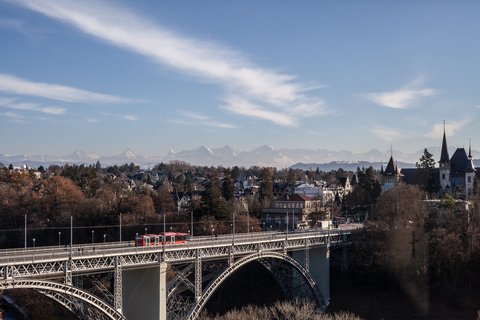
(0, 73), (133, 103)
(0, 18), (27, 34)
(370, 126), (402, 141)
(222, 95), (296, 127)
(122, 115), (138, 121)
(0, 17), (51, 40)
(363, 77), (438, 109)
(426, 119), (470, 139)
(2, 111), (24, 119)
(0, 97), (65, 115)
(171, 111), (237, 129)
(13, 0), (326, 126)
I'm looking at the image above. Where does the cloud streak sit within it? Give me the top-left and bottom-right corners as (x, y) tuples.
(13, 0), (326, 126)
(426, 119), (470, 139)
(0, 73), (132, 104)
(171, 111), (237, 129)
(0, 97), (65, 115)
(370, 126), (401, 141)
(122, 115), (138, 121)
(364, 77), (437, 109)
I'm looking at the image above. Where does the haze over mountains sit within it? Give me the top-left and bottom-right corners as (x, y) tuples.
(2, 145), (479, 170)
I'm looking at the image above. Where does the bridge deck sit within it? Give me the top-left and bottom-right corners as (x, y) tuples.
(0, 226), (362, 280)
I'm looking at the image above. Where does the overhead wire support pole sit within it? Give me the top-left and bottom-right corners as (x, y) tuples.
(70, 216), (73, 257)
(119, 213), (122, 243)
(24, 214), (27, 249)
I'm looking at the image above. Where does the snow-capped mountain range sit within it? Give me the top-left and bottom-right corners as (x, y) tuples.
(1, 145), (479, 170)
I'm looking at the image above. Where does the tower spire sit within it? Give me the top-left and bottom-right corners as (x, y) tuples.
(440, 121), (450, 164)
(469, 138), (472, 159)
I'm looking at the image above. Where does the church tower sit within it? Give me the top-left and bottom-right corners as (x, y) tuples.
(465, 139), (476, 199)
(439, 122), (450, 190)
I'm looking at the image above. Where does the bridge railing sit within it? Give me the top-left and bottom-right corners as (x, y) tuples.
(0, 227), (361, 265)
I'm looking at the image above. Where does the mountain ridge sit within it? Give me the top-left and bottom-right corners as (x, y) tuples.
(1, 145), (479, 170)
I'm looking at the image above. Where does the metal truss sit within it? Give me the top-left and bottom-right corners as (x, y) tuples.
(0, 279), (125, 320)
(113, 256), (123, 314)
(91, 277), (114, 306)
(0, 229), (355, 320)
(305, 239), (310, 272)
(40, 290), (109, 320)
(186, 251), (326, 320)
(168, 264), (195, 298)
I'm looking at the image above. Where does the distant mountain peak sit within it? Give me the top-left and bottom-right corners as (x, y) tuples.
(121, 149), (137, 159)
(2, 144), (478, 169)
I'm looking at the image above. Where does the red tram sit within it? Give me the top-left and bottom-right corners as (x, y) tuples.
(135, 232), (189, 246)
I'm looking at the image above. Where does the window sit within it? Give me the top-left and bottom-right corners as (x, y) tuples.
(468, 176), (471, 183)
(442, 173), (445, 180)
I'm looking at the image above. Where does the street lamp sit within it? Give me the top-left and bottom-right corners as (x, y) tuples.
(33, 238), (36, 248)
(247, 210), (250, 234)
(91, 230), (94, 246)
(58, 232), (61, 247)
(262, 221), (265, 232)
(103, 234), (106, 243)
(145, 227), (147, 235)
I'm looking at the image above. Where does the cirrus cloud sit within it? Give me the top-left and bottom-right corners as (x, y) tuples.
(13, 0), (327, 127)
(0, 73), (133, 104)
(363, 76), (438, 109)
(426, 119), (470, 139)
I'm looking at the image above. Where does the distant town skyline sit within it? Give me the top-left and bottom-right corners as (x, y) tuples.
(1, 1), (479, 156)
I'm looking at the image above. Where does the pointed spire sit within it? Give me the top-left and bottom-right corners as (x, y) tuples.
(440, 121), (450, 164)
(468, 138), (472, 159)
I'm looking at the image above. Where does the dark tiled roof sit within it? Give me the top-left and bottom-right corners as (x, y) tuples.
(338, 177), (348, 188)
(400, 168), (417, 185)
(384, 156), (398, 175)
(450, 148), (474, 174)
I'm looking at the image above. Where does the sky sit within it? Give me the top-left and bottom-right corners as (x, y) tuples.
(1, 0), (479, 157)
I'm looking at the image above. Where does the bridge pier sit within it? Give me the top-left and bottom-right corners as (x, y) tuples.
(292, 245), (330, 306)
(159, 262), (167, 320)
(122, 262), (168, 320)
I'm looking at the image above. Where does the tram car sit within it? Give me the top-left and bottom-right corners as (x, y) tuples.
(135, 232), (190, 246)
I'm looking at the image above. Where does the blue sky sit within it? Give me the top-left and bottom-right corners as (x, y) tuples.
(1, 0), (479, 156)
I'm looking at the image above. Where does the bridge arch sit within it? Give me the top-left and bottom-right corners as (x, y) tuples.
(1, 280), (125, 320)
(187, 251), (326, 320)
